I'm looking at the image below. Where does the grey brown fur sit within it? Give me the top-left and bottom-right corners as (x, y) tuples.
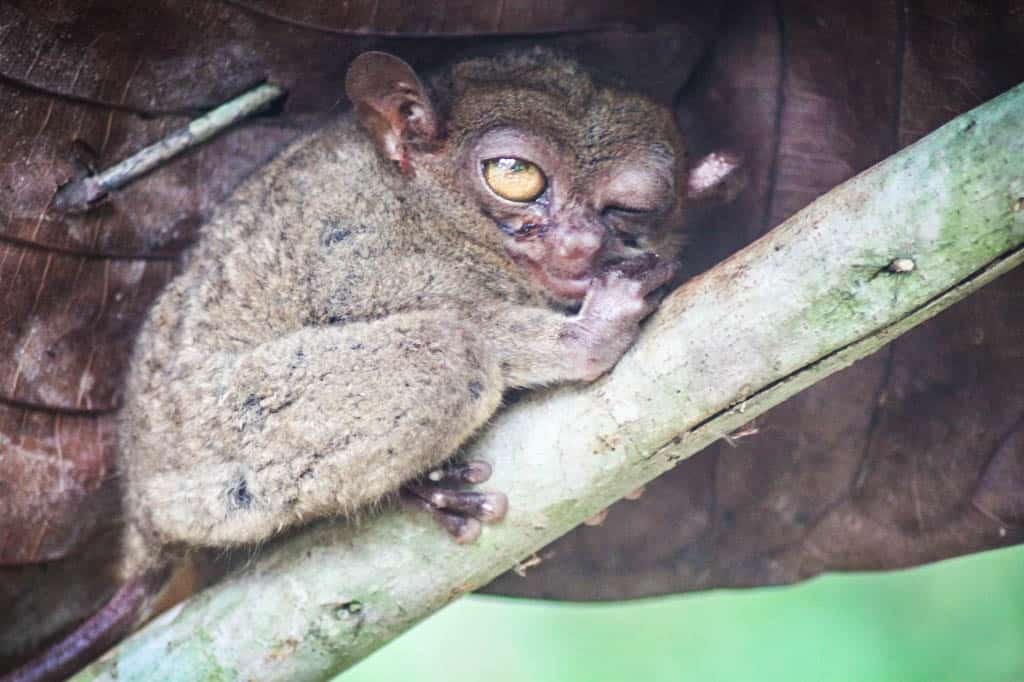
(5, 47), (746, 682)
(117, 48), (734, 574)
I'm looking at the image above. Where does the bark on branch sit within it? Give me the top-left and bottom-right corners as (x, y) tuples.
(75, 82), (1024, 682)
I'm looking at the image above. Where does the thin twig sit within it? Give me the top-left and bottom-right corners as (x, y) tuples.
(52, 83), (286, 213)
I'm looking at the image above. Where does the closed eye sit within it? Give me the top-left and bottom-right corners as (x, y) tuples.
(616, 231), (641, 248)
(602, 206), (661, 249)
(602, 204), (653, 216)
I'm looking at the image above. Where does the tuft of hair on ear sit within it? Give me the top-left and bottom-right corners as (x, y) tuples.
(685, 151), (746, 207)
(344, 51), (440, 173)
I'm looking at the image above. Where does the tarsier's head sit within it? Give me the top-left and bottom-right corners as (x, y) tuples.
(345, 49), (741, 305)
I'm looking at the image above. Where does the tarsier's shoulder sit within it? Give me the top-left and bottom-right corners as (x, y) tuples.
(198, 116), (387, 244)
(139, 114), (441, 354)
(192, 116), (396, 262)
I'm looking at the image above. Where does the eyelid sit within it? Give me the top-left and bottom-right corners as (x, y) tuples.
(603, 204), (656, 215)
(601, 163), (675, 214)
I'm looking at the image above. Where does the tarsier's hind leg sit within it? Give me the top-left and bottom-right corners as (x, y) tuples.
(403, 460), (508, 543)
(125, 311), (508, 551)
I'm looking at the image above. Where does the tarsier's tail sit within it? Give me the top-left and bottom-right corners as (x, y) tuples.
(1, 568), (167, 682)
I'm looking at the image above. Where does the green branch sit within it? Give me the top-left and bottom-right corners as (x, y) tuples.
(76, 81), (1024, 682)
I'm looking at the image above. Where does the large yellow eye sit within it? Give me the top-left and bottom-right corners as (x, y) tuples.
(482, 157), (547, 202)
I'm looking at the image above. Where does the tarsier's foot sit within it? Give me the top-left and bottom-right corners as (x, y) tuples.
(403, 460), (508, 544)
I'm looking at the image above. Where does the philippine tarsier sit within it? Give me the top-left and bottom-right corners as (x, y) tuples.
(7, 48), (741, 681)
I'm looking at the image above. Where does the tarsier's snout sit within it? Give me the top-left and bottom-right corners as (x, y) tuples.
(549, 219), (607, 277)
(502, 217), (613, 302)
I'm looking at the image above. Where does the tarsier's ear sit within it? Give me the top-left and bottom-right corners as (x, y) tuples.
(345, 52), (439, 171)
(685, 151), (746, 207)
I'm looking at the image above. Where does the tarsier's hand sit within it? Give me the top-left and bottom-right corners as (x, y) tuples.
(563, 252), (676, 382)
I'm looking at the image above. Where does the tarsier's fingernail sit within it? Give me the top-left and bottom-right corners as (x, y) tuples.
(450, 460), (492, 484)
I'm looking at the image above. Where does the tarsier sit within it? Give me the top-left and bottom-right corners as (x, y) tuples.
(7, 48), (740, 682)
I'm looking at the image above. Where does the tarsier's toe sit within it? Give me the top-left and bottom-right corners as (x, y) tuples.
(428, 489), (508, 522)
(436, 511), (483, 544)
(403, 460), (507, 543)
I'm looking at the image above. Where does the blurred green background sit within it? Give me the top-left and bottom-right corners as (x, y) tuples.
(343, 545), (1024, 681)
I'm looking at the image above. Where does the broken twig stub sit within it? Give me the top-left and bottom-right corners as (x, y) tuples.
(52, 83), (286, 213)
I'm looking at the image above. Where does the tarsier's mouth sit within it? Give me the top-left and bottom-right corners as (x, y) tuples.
(525, 259), (592, 301)
(538, 268), (592, 301)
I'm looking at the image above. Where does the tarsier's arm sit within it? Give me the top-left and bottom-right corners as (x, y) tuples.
(487, 256), (675, 387)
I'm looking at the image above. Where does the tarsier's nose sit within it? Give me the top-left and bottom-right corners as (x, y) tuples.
(554, 222), (605, 270)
